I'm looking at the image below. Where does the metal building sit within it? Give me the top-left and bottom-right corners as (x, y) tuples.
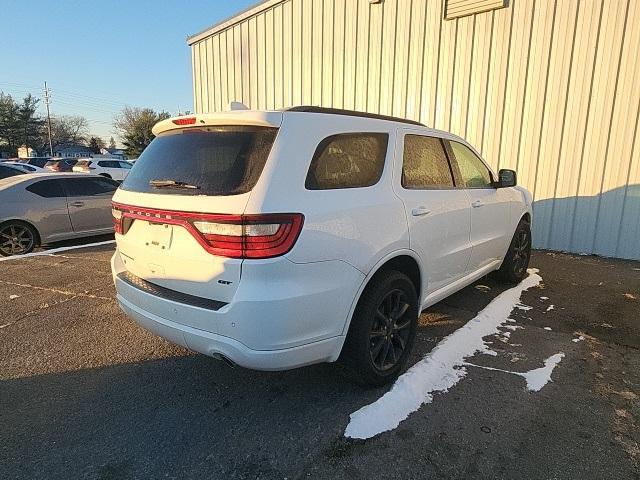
(187, 0), (640, 260)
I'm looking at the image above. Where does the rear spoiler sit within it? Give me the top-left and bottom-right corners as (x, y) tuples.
(152, 111), (283, 136)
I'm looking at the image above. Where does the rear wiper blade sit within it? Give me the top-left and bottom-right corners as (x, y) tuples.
(149, 179), (200, 190)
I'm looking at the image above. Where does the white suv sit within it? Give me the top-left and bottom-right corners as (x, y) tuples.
(73, 159), (132, 181)
(111, 107), (532, 385)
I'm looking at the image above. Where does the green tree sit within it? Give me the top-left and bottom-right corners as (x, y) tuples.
(88, 136), (105, 153)
(113, 107), (170, 157)
(0, 92), (43, 157)
(18, 94), (44, 154)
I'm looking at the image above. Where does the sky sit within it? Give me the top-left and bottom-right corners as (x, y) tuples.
(0, 0), (258, 146)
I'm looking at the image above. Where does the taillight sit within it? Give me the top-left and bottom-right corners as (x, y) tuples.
(111, 203), (303, 259)
(112, 206), (123, 234)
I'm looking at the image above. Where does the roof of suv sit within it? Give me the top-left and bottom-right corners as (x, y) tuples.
(152, 106), (432, 136)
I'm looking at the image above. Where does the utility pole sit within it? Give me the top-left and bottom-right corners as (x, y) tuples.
(43, 81), (53, 156)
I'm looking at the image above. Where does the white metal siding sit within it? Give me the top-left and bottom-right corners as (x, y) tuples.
(445, 0), (508, 19)
(190, 0), (640, 260)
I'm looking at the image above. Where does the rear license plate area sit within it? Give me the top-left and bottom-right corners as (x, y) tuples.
(146, 222), (173, 250)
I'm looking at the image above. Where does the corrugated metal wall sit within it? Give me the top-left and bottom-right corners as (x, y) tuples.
(189, 0), (640, 260)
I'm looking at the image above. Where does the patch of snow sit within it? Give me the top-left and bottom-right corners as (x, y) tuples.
(546, 305), (554, 312)
(544, 327), (552, 331)
(344, 269), (543, 440)
(521, 353), (565, 391)
(515, 303), (532, 311)
(0, 240), (115, 262)
(572, 335), (585, 343)
(464, 352), (565, 392)
(501, 331), (512, 338)
(9, 294), (19, 299)
(624, 293), (636, 300)
(540, 296), (549, 300)
(503, 325), (523, 331)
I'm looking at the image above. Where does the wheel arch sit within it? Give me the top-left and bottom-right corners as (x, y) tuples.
(340, 249), (424, 338)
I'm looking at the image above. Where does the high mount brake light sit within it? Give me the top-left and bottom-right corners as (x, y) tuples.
(172, 117), (197, 126)
(111, 203), (304, 259)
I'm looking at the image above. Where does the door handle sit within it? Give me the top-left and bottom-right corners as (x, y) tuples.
(70, 201), (84, 207)
(471, 200), (485, 208)
(411, 206), (431, 216)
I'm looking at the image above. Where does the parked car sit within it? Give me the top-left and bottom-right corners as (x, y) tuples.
(2, 161), (46, 173)
(73, 159), (132, 181)
(0, 163), (28, 179)
(111, 107), (532, 385)
(19, 157), (51, 169)
(44, 158), (78, 172)
(0, 173), (118, 256)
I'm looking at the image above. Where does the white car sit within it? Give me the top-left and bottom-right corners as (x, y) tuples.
(111, 107), (532, 385)
(2, 161), (47, 173)
(73, 159), (132, 181)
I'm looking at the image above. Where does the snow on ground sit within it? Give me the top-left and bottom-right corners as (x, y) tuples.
(0, 240), (115, 262)
(544, 327), (552, 331)
(463, 352), (565, 392)
(9, 294), (19, 299)
(344, 269), (543, 440)
(572, 335), (585, 343)
(546, 305), (555, 312)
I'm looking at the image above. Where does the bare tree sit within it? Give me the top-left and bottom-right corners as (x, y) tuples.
(47, 115), (89, 150)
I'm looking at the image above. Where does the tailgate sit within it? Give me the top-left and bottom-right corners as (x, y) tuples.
(113, 189), (251, 304)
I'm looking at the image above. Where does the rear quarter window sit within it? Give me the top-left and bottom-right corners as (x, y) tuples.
(120, 126), (278, 196)
(26, 179), (65, 198)
(305, 133), (388, 190)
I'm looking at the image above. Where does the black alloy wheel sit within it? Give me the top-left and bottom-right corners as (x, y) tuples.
(369, 289), (413, 371)
(0, 222), (36, 256)
(341, 270), (419, 386)
(498, 219), (531, 283)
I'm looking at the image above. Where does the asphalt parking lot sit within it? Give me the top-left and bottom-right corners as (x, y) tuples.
(1, 244), (638, 480)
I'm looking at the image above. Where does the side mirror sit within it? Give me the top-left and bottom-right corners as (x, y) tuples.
(497, 169), (517, 188)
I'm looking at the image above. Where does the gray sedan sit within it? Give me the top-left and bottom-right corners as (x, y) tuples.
(0, 173), (118, 256)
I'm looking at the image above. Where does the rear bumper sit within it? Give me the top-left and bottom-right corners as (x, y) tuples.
(111, 250), (364, 370)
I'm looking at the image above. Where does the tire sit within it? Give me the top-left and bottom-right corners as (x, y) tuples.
(0, 221), (38, 256)
(341, 270), (419, 386)
(497, 219), (532, 283)
(99, 173), (112, 179)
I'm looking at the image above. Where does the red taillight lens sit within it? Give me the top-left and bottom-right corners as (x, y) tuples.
(172, 117), (196, 125)
(112, 206), (123, 234)
(111, 203), (303, 259)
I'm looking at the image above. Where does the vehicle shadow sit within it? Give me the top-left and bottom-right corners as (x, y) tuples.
(1, 273), (512, 480)
(39, 233), (115, 251)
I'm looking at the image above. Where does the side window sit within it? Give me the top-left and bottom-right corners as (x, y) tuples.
(26, 180), (65, 198)
(305, 133), (388, 190)
(62, 178), (118, 197)
(449, 141), (493, 188)
(0, 165), (24, 179)
(402, 135), (454, 189)
(118, 161), (132, 169)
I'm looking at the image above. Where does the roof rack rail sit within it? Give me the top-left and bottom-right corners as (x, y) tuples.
(285, 106), (425, 127)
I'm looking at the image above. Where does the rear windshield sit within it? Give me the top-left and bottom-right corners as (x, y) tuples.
(120, 126), (278, 196)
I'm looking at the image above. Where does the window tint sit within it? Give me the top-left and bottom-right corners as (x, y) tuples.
(305, 133), (388, 190)
(26, 179), (65, 198)
(449, 141), (493, 188)
(62, 177), (118, 197)
(121, 126), (278, 196)
(402, 135), (454, 189)
(0, 165), (25, 179)
(118, 161), (132, 169)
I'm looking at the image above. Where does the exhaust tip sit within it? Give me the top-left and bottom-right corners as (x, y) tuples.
(210, 352), (236, 368)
